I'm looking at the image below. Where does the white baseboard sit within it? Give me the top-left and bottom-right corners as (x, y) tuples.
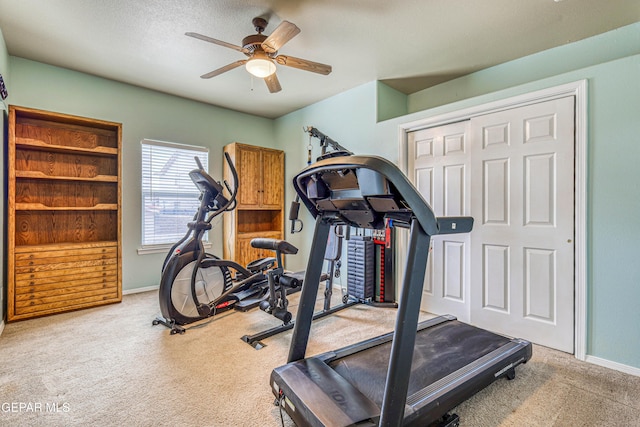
(585, 355), (640, 377)
(123, 285), (159, 295)
(0, 320), (4, 336)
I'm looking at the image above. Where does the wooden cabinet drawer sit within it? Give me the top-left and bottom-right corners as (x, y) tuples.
(15, 265), (117, 286)
(14, 289), (119, 316)
(11, 243), (120, 318)
(13, 278), (119, 316)
(15, 283), (119, 315)
(15, 246), (117, 264)
(15, 257), (117, 275)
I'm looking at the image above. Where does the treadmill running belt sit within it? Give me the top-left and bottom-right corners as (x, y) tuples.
(329, 320), (510, 407)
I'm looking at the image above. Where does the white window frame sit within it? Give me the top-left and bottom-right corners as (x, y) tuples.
(138, 139), (210, 255)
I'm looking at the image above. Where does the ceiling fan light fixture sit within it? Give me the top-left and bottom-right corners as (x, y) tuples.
(245, 57), (276, 78)
(187, 18), (331, 90)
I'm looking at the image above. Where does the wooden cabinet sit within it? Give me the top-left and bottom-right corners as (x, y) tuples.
(233, 143), (283, 209)
(223, 143), (284, 267)
(7, 105), (122, 321)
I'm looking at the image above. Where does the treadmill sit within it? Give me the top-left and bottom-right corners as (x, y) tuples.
(270, 154), (532, 426)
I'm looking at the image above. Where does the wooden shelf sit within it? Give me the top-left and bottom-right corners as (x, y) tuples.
(15, 203), (118, 211)
(16, 170), (118, 182)
(16, 137), (118, 156)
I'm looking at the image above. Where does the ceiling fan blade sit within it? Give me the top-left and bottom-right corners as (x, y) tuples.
(200, 60), (247, 79)
(186, 32), (249, 54)
(275, 55), (332, 75)
(264, 73), (282, 93)
(262, 21), (300, 53)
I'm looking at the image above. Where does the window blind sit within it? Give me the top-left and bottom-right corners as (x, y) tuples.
(141, 140), (209, 246)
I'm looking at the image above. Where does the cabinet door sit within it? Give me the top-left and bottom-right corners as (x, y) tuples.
(237, 231), (282, 267)
(236, 236), (257, 268)
(236, 145), (262, 208)
(261, 149), (284, 209)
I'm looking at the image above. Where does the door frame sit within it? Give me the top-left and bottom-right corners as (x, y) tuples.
(397, 80), (587, 360)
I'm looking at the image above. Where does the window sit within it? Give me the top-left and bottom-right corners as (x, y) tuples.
(141, 139), (209, 248)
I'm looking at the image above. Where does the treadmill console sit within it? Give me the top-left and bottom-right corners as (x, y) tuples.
(294, 155), (441, 233)
(298, 166), (411, 229)
(293, 155), (468, 237)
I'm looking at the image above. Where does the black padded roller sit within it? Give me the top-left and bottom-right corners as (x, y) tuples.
(250, 238), (299, 255)
(279, 274), (302, 288)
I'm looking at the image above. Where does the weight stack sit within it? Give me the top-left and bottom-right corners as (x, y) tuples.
(347, 236), (375, 300)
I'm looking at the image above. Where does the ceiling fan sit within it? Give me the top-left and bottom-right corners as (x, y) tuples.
(186, 17), (332, 93)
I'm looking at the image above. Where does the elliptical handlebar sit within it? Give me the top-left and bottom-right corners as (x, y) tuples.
(194, 156), (205, 170)
(189, 153), (240, 223)
(220, 152), (239, 214)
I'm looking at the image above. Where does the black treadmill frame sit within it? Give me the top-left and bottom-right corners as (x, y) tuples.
(274, 155), (531, 426)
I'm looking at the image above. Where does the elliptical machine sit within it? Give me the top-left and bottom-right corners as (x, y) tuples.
(153, 153), (278, 334)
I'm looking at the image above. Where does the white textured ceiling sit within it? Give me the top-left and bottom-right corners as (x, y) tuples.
(0, 0), (638, 118)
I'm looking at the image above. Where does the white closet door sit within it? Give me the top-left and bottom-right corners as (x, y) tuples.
(407, 96), (576, 352)
(408, 121), (471, 322)
(469, 96), (575, 353)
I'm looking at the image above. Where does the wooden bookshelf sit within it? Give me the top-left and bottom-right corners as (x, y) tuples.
(7, 105), (122, 321)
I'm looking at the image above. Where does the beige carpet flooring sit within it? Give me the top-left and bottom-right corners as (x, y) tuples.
(1, 290), (639, 426)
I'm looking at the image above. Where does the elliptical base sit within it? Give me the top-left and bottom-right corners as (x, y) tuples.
(152, 316), (186, 335)
(241, 299), (359, 349)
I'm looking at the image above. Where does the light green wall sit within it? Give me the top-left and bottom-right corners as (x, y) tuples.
(376, 81), (407, 122)
(0, 28), (9, 323)
(275, 23), (640, 369)
(7, 57), (276, 292)
(584, 54), (640, 367)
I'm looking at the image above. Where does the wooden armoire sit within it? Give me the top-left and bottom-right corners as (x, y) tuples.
(222, 142), (284, 267)
(7, 105), (122, 321)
